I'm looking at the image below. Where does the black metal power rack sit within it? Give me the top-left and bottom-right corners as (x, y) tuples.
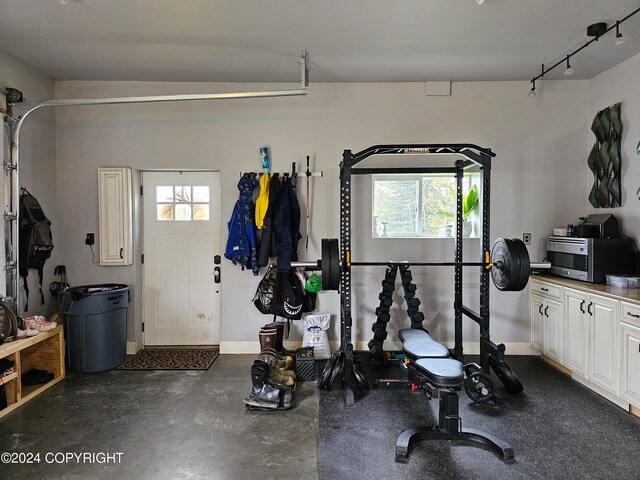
(338, 144), (522, 405)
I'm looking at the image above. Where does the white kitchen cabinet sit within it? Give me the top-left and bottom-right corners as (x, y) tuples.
(586, 294), (620, 396)
(98, 167), (133, 265)
(564, 288), (589, 376)
(529, 276), (640, 413)
(528, 279), (563, 362)
(620, 303), (640, 407)
(543, 298), (563, 363)
(529, 293), (545, 351)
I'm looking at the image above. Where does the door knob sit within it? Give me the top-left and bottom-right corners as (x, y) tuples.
(214, 266), (221, 283)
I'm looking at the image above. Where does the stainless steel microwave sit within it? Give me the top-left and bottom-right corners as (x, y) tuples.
(546, 236), (635, 283)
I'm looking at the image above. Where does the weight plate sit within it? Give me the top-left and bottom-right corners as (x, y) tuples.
(491, 237), (522, 291)
(329, 238), (340, 290)
(489, 356), (524, 394)
(464, 371), (495, 403)
(352, 364), (369, 390)
(327, 351), (345, 390)
(317, 352), (338, 389)
(512, 238), (530, 291)
(321, 239), (330, 291)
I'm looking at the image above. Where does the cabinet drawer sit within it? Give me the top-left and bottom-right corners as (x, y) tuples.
(530, 280), (561, 300)
(622, 302), (640, 328)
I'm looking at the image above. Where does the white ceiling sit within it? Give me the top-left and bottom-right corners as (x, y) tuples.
(1, 0), (640, 83)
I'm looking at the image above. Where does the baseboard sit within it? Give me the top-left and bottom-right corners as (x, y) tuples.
(542, 355), (573, 376)
(571, 374), (629, 411)
(219, 340), (535, 355)
(126, 342), (138, 355)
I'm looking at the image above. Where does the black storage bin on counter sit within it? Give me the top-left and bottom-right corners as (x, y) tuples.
(60, 284), (130, 373)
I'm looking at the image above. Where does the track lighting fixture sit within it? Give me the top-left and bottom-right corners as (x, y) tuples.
(615, 21), (626, 45)
(564, 56), (574, 76)
(527, 7), (639, 95)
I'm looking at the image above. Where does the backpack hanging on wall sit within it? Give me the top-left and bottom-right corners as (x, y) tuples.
(19, 188), (54, 311)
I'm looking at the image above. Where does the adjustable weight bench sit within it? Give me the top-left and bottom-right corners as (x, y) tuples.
(390, 328), (514, 462)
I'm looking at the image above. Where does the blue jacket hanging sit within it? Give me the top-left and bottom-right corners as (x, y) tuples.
(225, 173), (259, 275)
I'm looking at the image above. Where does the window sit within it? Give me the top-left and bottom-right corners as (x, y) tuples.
(372, 175), (476, 238)
(156, 185), (210, 221)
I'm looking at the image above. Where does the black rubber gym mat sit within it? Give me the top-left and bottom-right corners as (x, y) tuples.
(318, 355), (640, 480)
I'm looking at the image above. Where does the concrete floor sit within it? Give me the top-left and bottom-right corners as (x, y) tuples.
(0, 355), (319, 480)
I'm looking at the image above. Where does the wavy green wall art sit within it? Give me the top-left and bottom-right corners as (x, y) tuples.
(588, 103), (622, 208)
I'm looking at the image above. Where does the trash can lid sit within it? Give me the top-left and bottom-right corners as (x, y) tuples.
(64, 283), (129, 300)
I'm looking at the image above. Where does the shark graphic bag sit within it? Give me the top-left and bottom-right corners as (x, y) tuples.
(272, 270), (305, 320)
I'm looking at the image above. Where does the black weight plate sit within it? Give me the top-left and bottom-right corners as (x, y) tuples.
(317, 352), (338, 389)
(512, 238), (531, 291)
(491, 238), (521, 291)
(464, 372), (495, 403)
(327, 351), (345, 390)
(329, 238), (340, 290)
(489, 356), (524, 394)
(352, 365), (369, 390)
(321, 239), (330, 291)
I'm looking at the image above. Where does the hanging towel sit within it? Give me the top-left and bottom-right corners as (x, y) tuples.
(225, 173), (259, 275)
(255, 173), (270, 229)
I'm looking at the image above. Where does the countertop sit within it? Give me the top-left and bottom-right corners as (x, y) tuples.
(530, 274), (640, 306)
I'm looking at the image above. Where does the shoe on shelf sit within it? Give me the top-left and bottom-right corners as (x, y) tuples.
(2, 367), (15, 377)
(16, 327), (39, 339)
(24, 315), (56, 332)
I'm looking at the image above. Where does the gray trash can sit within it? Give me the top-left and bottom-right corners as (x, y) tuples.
(60, 284), (130, 373)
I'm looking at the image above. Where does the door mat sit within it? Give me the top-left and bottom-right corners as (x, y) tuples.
(117, 348), (219, 371)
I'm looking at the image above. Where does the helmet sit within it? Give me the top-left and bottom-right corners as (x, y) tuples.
(305, 273), (322, 293)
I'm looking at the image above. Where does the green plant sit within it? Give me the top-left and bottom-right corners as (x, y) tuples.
(436, 184), (478, 222)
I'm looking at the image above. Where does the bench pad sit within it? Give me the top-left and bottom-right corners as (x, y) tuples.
(414, 358), (464, 387)
(398, 328), (430, 343)
(402, 338), (449, 359)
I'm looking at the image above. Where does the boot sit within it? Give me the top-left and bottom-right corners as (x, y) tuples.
(258, 352), (297, 380)
(259, 331), (277, 352)
(263, 322), (296, 356)
(260, 346), (294, 369)
(244, 361), (293, 410)
(259, 331), (294, 366)
(253, 361), (293, 409)
(243, 361), (282, 410)
(262, 357), (295, 387)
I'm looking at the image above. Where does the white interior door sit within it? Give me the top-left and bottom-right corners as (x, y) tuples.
(142, 171), (221, 345)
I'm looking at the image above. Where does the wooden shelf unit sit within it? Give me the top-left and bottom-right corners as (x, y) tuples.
(0, 325), (65, 419)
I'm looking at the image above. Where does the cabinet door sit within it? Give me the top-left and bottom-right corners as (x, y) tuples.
(564, 288), (589, 375)
(98, 167), (133, 265)
(587, 294), (620, 395)
(620, 321), (640, 406)
(529, 293), (545, 351)
(543, 298), (563, 363)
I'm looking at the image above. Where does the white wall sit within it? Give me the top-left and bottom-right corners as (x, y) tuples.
(54, 80), (589, 350)
(0, 51), (58, 317)
(588, 52), (640, 243)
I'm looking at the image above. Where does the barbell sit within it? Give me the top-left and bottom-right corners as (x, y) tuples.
(291, 237), (550, 292)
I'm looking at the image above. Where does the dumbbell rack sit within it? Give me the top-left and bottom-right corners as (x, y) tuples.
(336, 144), (523, 405)
(369, 264), (425, 360)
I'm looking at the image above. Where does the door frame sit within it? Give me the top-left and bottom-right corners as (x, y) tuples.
(138, 169), (222, 347)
